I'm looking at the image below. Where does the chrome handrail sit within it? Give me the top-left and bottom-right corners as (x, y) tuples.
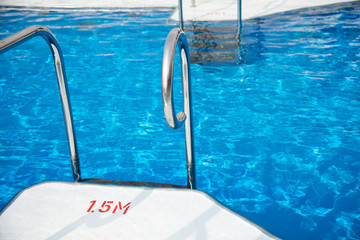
(161, 28), (195, 189)
(0, 25), (81, 181)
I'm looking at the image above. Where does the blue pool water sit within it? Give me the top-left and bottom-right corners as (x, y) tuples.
(0, 2), (359, 239)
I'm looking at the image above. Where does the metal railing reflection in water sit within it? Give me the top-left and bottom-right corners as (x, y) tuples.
(161, 28), (196, 189)
(0, 25), (81, 181)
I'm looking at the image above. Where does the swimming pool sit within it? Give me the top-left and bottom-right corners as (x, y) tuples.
(0, 2), (359, 239)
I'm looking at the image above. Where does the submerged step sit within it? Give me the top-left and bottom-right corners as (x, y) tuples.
(189, 40), (240, 50)
(188, 32), (238, 40)
(190, 50), (240, 64)
(184, 26), (241, 64)
(184, 26), (238, 32)
(0, 182), (278, 239)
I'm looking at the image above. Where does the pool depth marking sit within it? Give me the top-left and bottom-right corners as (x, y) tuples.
(86, 200), (131, 214)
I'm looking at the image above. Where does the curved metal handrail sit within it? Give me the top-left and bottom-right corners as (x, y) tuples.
(161, 28), (195, 189)
(0, 25), (81, 181)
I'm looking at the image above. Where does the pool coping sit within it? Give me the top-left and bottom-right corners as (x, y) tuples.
(0, 0), (358, 21)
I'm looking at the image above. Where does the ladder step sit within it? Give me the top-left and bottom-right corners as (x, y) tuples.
(190, 51), (239, 64)
(184, 26), (241, 64)
(187, 32), (238, 40)
(189, 40), (240, 50)
(184, 26), (238, 32)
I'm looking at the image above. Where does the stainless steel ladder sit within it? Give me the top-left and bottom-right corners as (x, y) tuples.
(162, 28), (196, 189)
(1, 25), (196, 189)
(177, 0), (242, 33)
(0, 25), (81, 181)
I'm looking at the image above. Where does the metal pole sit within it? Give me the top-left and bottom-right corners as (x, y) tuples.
(237, 0), (242, 38)
(162, 28), (196, 189)
(178, 0), (184, 29)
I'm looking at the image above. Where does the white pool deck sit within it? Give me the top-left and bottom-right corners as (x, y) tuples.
(0, 182), (278, 239)
(0, 0), (358, 21)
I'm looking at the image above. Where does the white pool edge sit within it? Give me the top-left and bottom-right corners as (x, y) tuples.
(0, 0), (358, 21)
